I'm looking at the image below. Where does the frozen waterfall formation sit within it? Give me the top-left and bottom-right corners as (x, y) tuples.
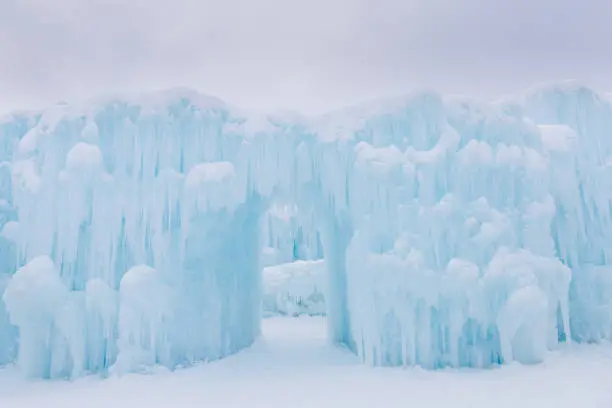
(1, 82), (612, 378)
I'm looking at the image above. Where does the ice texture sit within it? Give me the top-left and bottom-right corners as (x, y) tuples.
(0, 81), (612, 376)
(262, 260), (326, 316)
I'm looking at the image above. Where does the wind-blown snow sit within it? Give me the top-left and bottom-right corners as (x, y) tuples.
(1, 82), (612, 377)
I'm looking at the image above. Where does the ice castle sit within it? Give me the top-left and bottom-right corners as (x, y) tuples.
(1, 81), (611, 378)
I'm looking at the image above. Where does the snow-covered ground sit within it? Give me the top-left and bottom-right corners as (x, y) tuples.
(1, 316), (611, 408)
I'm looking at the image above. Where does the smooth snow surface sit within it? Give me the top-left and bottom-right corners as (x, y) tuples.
(2, 81), (612, 376)
(1, 317), (611, 408)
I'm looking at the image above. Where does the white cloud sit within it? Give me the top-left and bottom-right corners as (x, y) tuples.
(1, 0), (611, 114)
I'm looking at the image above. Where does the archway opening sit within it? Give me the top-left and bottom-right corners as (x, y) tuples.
(258, 197), (354, 350)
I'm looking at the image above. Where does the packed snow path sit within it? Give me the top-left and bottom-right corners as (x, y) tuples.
(1, 317), (612, 408)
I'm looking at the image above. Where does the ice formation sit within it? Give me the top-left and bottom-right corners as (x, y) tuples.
(1, 81), (612, 377)
(262, 260), (326, 316)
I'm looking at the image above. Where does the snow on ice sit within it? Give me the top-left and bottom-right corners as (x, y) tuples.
(0, 81), (612, 378)
(262, 260), (326, 316)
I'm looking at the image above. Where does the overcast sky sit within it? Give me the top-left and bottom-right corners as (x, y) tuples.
(1, 0), (612, 114)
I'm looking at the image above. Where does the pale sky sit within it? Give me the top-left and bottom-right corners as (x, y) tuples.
(1, 0), (611, 114)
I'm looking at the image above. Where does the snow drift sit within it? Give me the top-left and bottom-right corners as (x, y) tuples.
(1, 81), (612, 377)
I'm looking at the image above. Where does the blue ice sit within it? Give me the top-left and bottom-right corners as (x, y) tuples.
(0, 82), (611, 378)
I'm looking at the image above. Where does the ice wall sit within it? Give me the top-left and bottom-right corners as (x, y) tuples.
(0, 94), (276, 377)
(262, 260), (326, 316)
(342, 83), (612, 367)
(0, 81), (611, 376)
